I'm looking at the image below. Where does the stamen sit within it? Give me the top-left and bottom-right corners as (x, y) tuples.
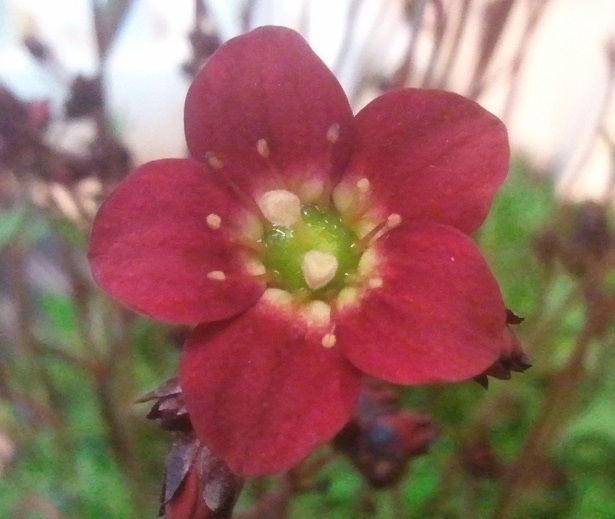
(258, 190), (301, 226)
(207, 271), (226, 281)
(326, 123), (340, 144)
(358, 213), (402, 248)
(387, 213), (402, 228)
(321, 333), (336, 348)
(256, 138), (270, 158)
(206, 213), (221, 229)
(302, 250), (338, 290)
(205, 152), (223, 169)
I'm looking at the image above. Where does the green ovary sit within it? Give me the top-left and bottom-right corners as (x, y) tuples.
(262, 205), (361, 294)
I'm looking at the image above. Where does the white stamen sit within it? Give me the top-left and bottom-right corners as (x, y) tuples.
(256, 138), (270, 158)
(207, 271), (226, 281)
(301, 300), (331, 328)
(387, 213), (402, 228)
(356, 178), (370, 193)
(327, 123), (340, 143)
(261, 288), (293, 308)
(245, 259), (266, 276)
(206, 213), (221, 229)
(206, 153), (223, 169)
(368, 277), (383, 289)
(258, 190), (301, 226)
(322, 333), (336, 348)
(302, 250), (338, 290)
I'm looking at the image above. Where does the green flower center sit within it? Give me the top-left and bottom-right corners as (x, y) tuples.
(262, 205), (361, 295)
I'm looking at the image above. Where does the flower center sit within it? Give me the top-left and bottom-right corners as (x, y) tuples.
(261, 203), (361, 295)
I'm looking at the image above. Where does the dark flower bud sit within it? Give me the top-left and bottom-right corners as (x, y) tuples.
(137, 377), (191, 433)
(334, 379), (438, 487)
(162, 435), (243, 519)
(89, 136), (132, 181)
(23, 35), (51, 63)
(65, 75), (103, 118)
(474, 311), (530, 389)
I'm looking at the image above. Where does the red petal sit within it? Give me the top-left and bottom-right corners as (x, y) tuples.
(179, 300), (362, 476)
(88, 159), (265, 324)
(340, 89), (509, 234)
(337, 223), (508, 384)
(184, 26), (354, 198)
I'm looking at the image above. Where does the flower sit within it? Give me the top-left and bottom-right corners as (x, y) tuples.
(88, 26), (516, 476)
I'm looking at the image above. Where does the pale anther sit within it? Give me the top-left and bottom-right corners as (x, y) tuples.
(387, 213), (402, 228)
(356, 178), (370, 193)
(206, 213), (221, 229)
(327, 123), (340, 144)
(302, 250), (338, 290)
(258, 190), (302, 226)
(322, 333), (336, 348)
(256, 138), (270, 158)
(207, 271), (226, 281)
(206, 152), (223, 169)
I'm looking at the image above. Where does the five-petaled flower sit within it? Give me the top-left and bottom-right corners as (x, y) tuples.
(89, 26), (517, 477)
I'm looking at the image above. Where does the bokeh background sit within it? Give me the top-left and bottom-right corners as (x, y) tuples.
(1, 0), (615, 517)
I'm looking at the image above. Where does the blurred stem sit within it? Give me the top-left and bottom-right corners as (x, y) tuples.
(436, 0), (472, 88)
(421, 0), (447, 87)
(332, 0), (365, 75)
(500, 0), (550, 121)
(491, 320), (595, 518)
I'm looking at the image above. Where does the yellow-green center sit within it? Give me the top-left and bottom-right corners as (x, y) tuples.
(262, 205), (361, 294)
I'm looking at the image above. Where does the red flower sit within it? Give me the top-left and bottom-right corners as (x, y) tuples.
(89, 26), (514, 477)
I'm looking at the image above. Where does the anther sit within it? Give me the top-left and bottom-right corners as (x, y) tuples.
(205, 152), (223, 169)
(387, 213), (402, 228)
(206, 213), (221, 229)
(322, 333), (336, 348)
(326, 123), (340, 144)
(302, 250), (338, 290)
(207, 271), (226, 281)
(258, 190), (301, 226)
(256, 138), (270, 158)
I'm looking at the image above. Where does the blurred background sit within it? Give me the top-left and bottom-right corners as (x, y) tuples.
(1, 0), (615, 517)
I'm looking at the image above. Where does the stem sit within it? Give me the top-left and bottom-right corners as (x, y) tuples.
(490, 321), (594, 518)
